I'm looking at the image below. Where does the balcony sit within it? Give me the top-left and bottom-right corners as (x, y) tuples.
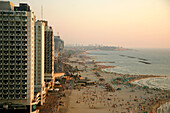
(23, 73), (27, 75)
(22, 53), (27, 56)
(22, 58), (27, 60)
(16, 87), (20, 90)
(4, 82), (8, 85)
(16, 58), (22, 60)
(22, 34), (27, 36)
(16, 92), (21, 94)
(22, 77), (27, 80)
(22, 44), (27, 46)
(10, 72), (15, 75)
(9, 38), (15, 41)
(10, 18), (15, 21)
(16, 28), (21, 31)
(23, 63), (27, 66)
(10, 33), (15, 36)
(3, 62), (7, 65)
(22, 49), (27, 51)
(22, 19), (27, 21)
(22, 82), (27, 85)
(3, 47), (9, 50)
(9, 77), (14, 80)
(23, 38), (27, 41)
(16, 68), (21, 70)
(4, 23), (9, 26)
(3, 92), (9, 95)
(23, 97), (27, 99)
(10, 67), (15, 70)
(16, 72), (21, 75)
(22, 68), (27, 70)
(4, 37), (9, 41)
(10, 28), (15, 31)
(16, 43), (21, 46)
(4, 57), (9, 60)
(10, 63), (15, 65)
(9, 92), (15, 95)
(16, 38), (21, 41)
(10, 43), (15, 46)
(9, 87), (14, 90)
(22, 87), (27, 90)
(10, 48), (15, 51)
(22, 24), (27, 26)
(22, 29), (27, 31)
(4, 68), (9, 70)
(22, 92), (27, 95)
(16, 34), (21, 36)
(16, 82), (21, 85)
(16, 48), (21, 51)
(10, 24), (15, 26)
(15, 96), (21, 99)
(16, 76), (21, 79)
(4, 33), (9, 36)
(9, 82), (14, 85)
(16, 53), (21, 56)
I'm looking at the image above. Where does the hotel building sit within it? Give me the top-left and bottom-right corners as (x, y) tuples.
(0, 1), (36, 112)
(34, 20), (46, 105)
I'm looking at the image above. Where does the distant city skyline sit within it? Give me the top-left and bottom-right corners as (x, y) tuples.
(6, 0), (170, 48)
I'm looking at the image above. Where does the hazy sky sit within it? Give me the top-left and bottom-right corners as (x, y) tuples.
(6, 0), (170, 48)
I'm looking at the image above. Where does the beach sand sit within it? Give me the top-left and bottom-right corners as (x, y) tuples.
(60, 55), (170, 113)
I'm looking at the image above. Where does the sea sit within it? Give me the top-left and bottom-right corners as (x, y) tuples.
(86, 48), (170, 90)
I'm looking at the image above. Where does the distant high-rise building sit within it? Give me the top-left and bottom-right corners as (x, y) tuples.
(54, 36), (64, 73)
(44, 23), (54, 83)
(0, 1), (36, 112)
(54, 36), (64, 57)
(34, 20), (46, 105)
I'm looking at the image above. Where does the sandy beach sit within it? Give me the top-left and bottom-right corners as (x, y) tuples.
(60, 54), (170, 113)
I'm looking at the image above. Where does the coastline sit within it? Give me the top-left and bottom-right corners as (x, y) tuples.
(62, 51), (170, 113)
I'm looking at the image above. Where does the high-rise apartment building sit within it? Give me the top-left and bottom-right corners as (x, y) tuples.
(0, 1), (36, 112)
(44, 24), (54, 83)
(34, 20), (46, 105)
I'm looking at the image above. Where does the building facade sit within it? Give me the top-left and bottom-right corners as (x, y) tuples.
(44, 25), (54, 83)
(0, 2), (36, 112)
(34, 20), (46, 105)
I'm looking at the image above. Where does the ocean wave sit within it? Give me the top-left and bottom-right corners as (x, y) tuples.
(132, 77), (170, 90)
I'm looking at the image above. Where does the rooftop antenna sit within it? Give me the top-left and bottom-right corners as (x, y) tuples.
(41, 0), (43, 20)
